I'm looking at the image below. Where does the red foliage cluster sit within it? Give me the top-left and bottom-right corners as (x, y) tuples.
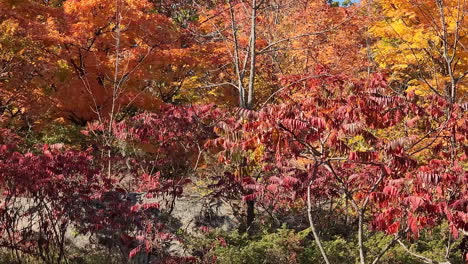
(207, 68), (467, 238)
(0, 104), (222, 262)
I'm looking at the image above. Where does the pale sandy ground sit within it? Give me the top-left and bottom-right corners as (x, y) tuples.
(4, 192), (238, 257)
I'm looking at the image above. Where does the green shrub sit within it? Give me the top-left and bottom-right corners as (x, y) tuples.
(191, 224), (464, 264)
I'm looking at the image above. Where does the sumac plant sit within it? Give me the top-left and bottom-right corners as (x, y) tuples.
(0, 104), (221, 263)
(207, 68), (467, 264)
(0, 141), (171, 264)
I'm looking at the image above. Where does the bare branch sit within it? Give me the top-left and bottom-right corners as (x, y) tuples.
(397, 239), (451, 264)
(307, 164), (331, 264)
(258, 6), (361, 54)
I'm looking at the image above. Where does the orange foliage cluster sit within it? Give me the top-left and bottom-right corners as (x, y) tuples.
(0, 0), (219, 126)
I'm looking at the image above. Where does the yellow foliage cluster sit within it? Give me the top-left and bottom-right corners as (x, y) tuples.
(370, 0), (468, 100)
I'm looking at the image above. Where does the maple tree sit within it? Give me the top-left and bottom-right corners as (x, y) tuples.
(268, 1), (371, 77)
(0, 1), (53, 129)
(194, 0), (368, 108)
(370, 0), (468, 102)
(0, 0), (217, 128)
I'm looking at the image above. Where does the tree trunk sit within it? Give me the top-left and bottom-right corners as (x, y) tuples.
(246, 0), (257, 109)
(246, 199), (255, 233)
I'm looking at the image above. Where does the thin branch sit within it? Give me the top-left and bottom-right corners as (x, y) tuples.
(397, 239), (451, 264)
(371, 234), (400, 264)
(307, 164), (331, 264)
(258, 6), (361, 54)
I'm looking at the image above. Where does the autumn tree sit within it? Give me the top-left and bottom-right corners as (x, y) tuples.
(370, 0), (468, 103)
(0, 0), (219, 130)
(197, 0), (367, 234)
(264, 0), (371, 78)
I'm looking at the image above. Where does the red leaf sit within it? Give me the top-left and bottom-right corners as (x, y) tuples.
(130, 204), (141, 212)
(407, 196), (424, 211)
(408, 215), (419, 235)
(142, 202), (159, 210)
(383, 185), (399, 197)
(243, 193), (257, 201)
(406, 116), (419, 128)
(267, 184), (279, 192)
(129, 245), (141, 259)
(387, 221), (400, 234)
